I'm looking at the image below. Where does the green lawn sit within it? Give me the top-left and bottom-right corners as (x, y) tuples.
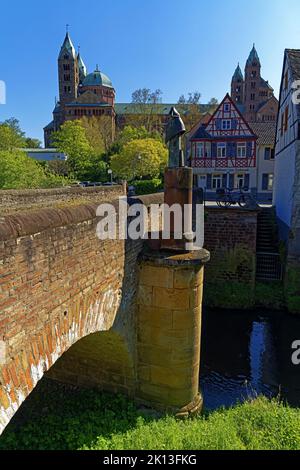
(0, 380), (299, 450)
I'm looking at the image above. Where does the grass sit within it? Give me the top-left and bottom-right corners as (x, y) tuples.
(0, 380), (299, 451)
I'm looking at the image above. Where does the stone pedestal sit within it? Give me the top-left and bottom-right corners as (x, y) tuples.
(136, 249), (210, 417)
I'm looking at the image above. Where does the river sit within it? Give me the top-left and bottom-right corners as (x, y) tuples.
(200, 308), (300, 410)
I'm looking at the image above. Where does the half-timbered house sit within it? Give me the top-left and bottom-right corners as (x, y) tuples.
(188, 93), (257, 198)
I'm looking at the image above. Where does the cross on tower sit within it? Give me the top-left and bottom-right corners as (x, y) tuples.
(66, 24), (70, 33)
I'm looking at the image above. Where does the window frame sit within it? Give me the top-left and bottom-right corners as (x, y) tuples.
(217, 143), (227, 158)
(237, 142), (247, 158)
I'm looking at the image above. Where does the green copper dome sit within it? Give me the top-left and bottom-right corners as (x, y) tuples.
(82, 69), (113, 88)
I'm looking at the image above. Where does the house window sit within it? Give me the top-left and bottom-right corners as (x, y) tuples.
(264, 147), (274, 160)
(222, 120), (231, 130)
(237, 143), (246, 158)
(236, 174), (245, 189)
(217, 143), (226, 158)
(195, 143), (204, 158)
(268, 174), (274, 190)
(262, 174), (274, 191)
(224, 104), (230, 112)
(212, 174), (223, 189)
(250, 93), (255, 101)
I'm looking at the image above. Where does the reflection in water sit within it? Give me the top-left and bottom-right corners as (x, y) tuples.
(200, 309), (300, 411)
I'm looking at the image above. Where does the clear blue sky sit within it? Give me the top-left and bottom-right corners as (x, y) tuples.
(1, 0), (300, 143)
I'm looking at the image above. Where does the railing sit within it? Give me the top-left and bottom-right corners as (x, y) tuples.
(256, 252), (283, 281)
(191, 158), (255, 169)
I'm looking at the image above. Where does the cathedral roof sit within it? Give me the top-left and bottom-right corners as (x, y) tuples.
(77, 53), (87, 77)
(232, 64), (243, 81)
(59, 33), (76, 59)
(82, 69), (113, 88)
(246, 45), (260, 66)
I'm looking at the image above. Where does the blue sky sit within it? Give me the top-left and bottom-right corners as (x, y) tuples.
(1, 0), (300, 143)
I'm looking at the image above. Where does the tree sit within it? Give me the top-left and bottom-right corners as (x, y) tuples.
(81, 115), (114, 154)
(125, 88), (164, 134)
(111, 138), (168, 181)
(208, 97), (219, 112)
(25, 138), (42, 148)
(0, 150), (67, 189)
(52, 120), (92, 178)
(178, 92), (201, 105)
(0, 118), (25, 150)
(177, 91), (202, 131)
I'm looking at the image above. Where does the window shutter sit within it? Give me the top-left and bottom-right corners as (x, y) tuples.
(262, 174), (268, 190)
(211, 143), (217, 158)
(246, 142), (252, 158)
(244, 174), (250, 189)
(226, 142), (232, 157)
(229, 174), (235, 189)
(207, 174), (212, 189)
(232, 119), (238, 129)
(222, 174), (227, 188)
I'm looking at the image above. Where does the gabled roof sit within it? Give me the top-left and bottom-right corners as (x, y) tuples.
(189, 93), (257, 141)
(250, 122), (276, 146)
(59, 33), (76, 60)
(66, 90), (111, 107)
(256, 95), (278, 113)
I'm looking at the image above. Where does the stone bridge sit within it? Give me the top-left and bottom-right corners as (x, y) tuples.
(0, 186), (208, 434)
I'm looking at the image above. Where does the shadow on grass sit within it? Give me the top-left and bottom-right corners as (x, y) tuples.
(0, 378), (159, 450)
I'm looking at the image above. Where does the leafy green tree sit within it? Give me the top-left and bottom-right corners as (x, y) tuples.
(0, 120), (25, 150)
(111, 138), (168, 181)
(52, 120), (92, 178)
(25, 138), (42, 148)
(0, 150), (67, 189)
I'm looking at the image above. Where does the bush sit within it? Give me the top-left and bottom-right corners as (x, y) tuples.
(131, 178), (163, 195)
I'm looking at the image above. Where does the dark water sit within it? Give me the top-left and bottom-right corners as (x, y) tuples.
(200, 309), (300, 410)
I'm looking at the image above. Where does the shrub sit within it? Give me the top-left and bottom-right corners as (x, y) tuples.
(131, 178), (163, 195)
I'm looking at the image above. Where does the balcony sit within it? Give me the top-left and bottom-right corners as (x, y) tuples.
(191, 158), (255, 169)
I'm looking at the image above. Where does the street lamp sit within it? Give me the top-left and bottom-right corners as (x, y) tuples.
(108, 169), (113, 185)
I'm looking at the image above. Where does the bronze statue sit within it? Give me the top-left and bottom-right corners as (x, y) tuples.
(166, 107), (186, 168)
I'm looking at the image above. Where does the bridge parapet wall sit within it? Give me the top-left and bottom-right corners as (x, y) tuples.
(0, 192), (163, 433)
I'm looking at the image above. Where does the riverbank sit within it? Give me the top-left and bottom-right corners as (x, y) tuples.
(0, 380), (299, 450)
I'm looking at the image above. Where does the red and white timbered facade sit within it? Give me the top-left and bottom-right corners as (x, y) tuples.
(188, 94), (257, 193)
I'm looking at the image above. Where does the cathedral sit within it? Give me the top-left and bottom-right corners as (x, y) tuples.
(231, 45), (278, 123)
(44, 32), (116, 147)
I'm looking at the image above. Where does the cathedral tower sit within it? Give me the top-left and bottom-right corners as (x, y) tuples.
(58, 32), (79, 107)
(244, 45), (261, 122)
(231, 63), (244, 104)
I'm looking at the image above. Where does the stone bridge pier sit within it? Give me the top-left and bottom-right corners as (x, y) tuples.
(0, 188), (208, 434)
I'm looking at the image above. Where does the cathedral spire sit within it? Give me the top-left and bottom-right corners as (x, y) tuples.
(77, 49), (87, 82)
(246, 44), (260, 66)
(232, 63), (243, 81)
(59, 31), (76, 59)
